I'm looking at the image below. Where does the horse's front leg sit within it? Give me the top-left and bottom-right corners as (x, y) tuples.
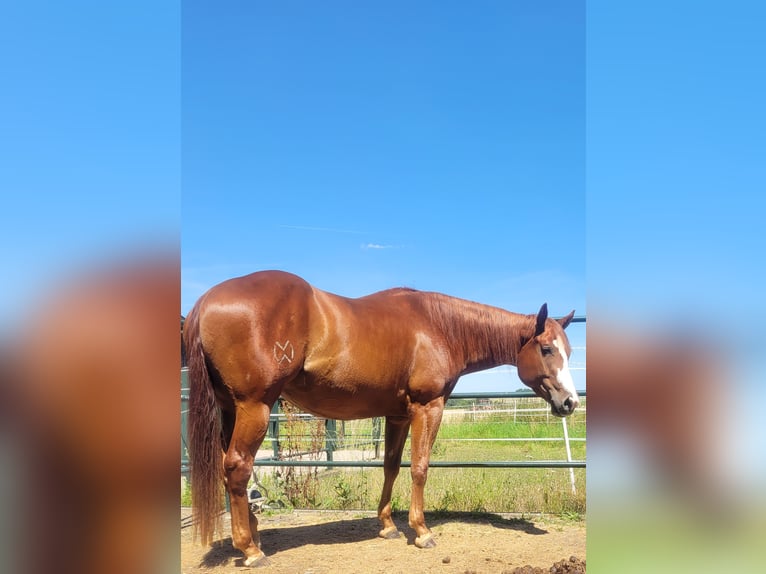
(408, 397), (445, 549)
(377, 416), (411, 539)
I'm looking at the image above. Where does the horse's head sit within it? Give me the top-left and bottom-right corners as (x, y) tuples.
(517, 303), (579, 417)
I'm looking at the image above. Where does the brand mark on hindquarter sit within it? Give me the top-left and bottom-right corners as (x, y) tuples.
(273, 340), (294, 365)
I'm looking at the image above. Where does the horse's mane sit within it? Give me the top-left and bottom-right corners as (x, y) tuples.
(420, 292), (531, 365)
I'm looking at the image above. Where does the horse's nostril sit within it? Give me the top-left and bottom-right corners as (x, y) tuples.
(563, 397), (573, 412)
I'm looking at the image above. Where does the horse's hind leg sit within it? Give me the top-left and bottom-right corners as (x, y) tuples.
(224, 399), (272, 567)
(377, 416), (410, 539)
(221, 408), (261, 543)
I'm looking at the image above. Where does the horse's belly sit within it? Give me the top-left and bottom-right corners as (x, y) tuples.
(281, 373), (405, 420)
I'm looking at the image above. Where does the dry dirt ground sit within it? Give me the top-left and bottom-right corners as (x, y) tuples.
(181, 508), (585, 573)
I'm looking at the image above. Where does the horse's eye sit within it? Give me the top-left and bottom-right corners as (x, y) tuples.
(541, 346), (553, 356)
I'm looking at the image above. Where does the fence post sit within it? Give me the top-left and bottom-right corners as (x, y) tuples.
(269, 402), (281, 459)
(325, 419), (337, 461)
(561, 417), (576, 495)
(372, 417), (382, 459)
(181, 368), (190, 479)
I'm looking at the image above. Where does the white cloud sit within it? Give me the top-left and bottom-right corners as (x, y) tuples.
(361, 243), (399, 250)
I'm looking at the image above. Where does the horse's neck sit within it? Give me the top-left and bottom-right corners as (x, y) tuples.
(423, 294), (534, 373)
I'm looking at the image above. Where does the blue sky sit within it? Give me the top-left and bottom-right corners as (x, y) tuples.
(586, 0), (766, 492)
(0, 1), (180, 326)
(3, 3), (765, 568)
(587, 0), (764, 404)
(3, 2), (761, 394)
(588, 1), (765, 330)
(182, 2), (586, 392)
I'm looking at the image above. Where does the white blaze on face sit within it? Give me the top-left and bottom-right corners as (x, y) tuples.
(552, 337), (578, 404)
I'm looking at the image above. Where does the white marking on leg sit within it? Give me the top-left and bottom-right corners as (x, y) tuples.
(553, 338), (578, 404)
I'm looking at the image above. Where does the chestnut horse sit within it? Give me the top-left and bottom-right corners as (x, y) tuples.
(184, 270), (578, 566)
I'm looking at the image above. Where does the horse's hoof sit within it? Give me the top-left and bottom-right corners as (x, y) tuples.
(415, 533), (436, 549)
(243, 553), (271, 568)
(378, 527), (401, 540)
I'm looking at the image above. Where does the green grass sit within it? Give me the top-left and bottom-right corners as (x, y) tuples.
(251, 464), (585, 516)
(181, 478), (192, 507)
(182, 400), (587, 518)
(249, 413), (586, 516)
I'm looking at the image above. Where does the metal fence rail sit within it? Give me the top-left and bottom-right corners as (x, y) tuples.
(246, 460), (585, 468)
(263, 390), (586, 469)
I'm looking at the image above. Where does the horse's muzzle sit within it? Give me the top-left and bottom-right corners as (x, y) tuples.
(552, 396), (579, 417)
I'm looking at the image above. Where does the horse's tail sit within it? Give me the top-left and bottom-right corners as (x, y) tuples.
(184, 302), (223, 545)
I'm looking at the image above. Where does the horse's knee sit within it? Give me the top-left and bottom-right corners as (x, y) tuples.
(410, 462), (428, 486)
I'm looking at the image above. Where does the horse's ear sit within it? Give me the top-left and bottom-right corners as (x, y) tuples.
(558, 310), (575, 330)
(535, 303), (548, 336)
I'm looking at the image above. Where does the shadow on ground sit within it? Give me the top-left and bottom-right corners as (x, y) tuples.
(199, 511), (548, 567)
